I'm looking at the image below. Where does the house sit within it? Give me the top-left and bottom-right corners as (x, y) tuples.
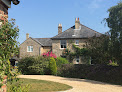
(19, 18), (102, 64)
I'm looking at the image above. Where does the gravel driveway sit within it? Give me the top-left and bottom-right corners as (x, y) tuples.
(18, 75), (122, 92)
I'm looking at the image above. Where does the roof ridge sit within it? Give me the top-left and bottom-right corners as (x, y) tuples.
(80, 24), (102, 34)
(31, 37), (44, 46)
(51, 25), (75, 39)
(35, 38), (50, 39)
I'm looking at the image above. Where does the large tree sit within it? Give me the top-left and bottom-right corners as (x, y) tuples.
(106, 2), (122, 65)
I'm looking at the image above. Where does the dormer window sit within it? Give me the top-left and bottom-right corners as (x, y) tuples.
(60, 40), (66, 49)
(75, 40), (79, 45)
(27, 46), (33, 52)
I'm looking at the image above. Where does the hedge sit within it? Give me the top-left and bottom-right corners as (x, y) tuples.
(57, 64), (122, 85)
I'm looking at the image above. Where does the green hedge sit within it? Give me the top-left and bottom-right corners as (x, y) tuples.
(57, 64), (122, 85)
(18, 56), (50, 75)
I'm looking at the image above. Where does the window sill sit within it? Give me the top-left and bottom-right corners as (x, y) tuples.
(60, 48), (66, 50)
(75, 44), (79, 46)
(27, 51), (33, 52)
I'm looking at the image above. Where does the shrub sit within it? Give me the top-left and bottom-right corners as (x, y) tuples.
(56, 57), (69, 67)
(18, 56), (49, 75)
(42, 52), (57, 58)
(49, 57), (57, 75)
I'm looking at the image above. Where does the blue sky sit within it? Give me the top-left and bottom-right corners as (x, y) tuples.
(8, 0), (121, 44)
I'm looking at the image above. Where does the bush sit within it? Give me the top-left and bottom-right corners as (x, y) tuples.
(49, 57), (57, 75)
(56, 57), (69, 67)
(18, 56), (49, 75)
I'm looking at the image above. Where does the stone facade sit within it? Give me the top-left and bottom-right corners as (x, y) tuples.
(52, 39), (87, 57)
(19, 38), (52, 58)
(52, 39), (89, 64)
(20, 38), (41, 58)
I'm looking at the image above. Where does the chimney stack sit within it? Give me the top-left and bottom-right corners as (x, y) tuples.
(26, 33), (29, 40)
(75, 17), (80, 29)
(58, 24), (62, 34)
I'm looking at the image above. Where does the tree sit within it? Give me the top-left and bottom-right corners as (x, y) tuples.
(0, 19), (19, 87)
(86, 34), (110, 64)
(105, 2), (122, 65)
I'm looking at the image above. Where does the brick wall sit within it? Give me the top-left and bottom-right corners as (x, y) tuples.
(0, 76), (7, 92)
(0, 1), (8, 23)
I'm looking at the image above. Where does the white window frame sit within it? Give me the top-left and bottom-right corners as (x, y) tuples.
(27, 46), (33, 52)
(76, 56), (80, 64)
(60, 40), (67, 49)
(75, 40), (79, 45)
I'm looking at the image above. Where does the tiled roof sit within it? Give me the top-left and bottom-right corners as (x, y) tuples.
(32, 38), (52, 46)
(51, 24), (102, 39)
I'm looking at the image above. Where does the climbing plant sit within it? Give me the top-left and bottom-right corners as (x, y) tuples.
(62, 44), (91, 64)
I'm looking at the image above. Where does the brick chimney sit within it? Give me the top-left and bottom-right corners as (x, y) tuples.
(26, 33), (29, 40)
(58, 24), (62, 34)
(75, 17), (80, 29)
(0, 1), (8, 25)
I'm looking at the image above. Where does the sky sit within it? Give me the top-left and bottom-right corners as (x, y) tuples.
(8, 0), (121, 44)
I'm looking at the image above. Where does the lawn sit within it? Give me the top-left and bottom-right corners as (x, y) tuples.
(7, 78), (72, 92)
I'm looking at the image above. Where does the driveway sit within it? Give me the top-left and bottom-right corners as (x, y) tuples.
(18, 75), (122, 92)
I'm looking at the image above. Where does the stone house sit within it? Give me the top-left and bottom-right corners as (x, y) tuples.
(19, 18), (102, 64)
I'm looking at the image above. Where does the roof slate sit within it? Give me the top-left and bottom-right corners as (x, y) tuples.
(51, 24), (102, 39)
(32, 38), (52, 47)
(30, 23), (102, 46)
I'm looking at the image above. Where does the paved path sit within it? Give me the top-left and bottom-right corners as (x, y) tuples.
(18, 75), (122, 92)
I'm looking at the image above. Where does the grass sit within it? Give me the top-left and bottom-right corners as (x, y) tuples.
(7, 78), (72, 92)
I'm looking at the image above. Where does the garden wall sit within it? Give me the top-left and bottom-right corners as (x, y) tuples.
(57, 64), (122, 85)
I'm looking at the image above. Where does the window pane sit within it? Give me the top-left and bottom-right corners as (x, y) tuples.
(31, 46), (33, 51)
(76, 56), (79, 62)
(27, 46), (33, 52)
(61, 40), (66, 48)
(76, 40), (79, 45)
(61, 40), (66, 44)
(64, 45), (66, 48)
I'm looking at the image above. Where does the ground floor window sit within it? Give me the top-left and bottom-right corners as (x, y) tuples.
(76, 56), (80, 64)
